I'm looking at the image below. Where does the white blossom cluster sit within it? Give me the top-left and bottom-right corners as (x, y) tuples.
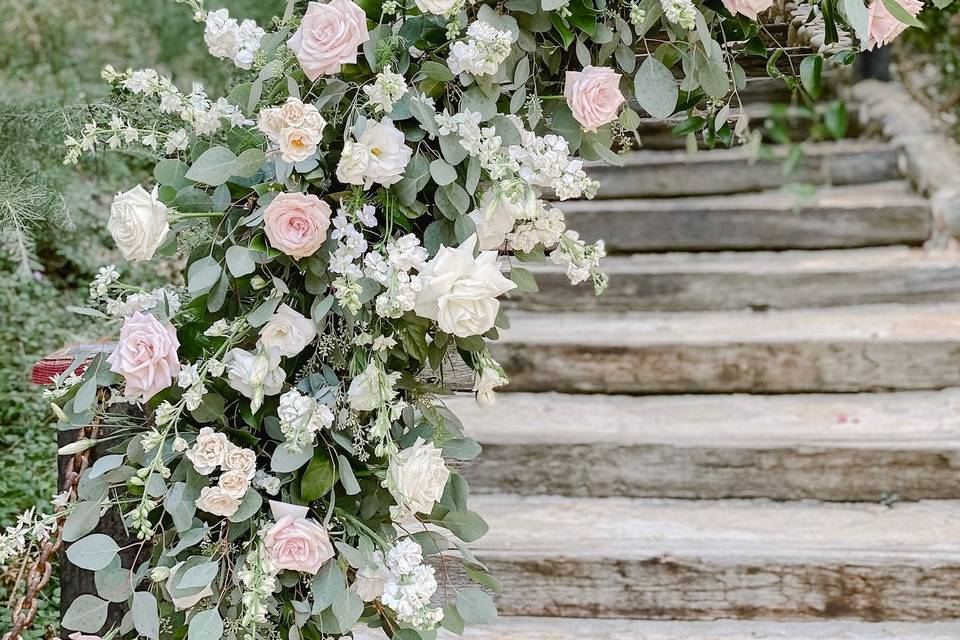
(447, 21), (513, 77)
(363, 234), (428, 319)
(277, 388), (335, 452)
(381, 539), (444, 630)
(88, 264), (120, 299)
(238, 530), (278, 626)
(0, 508), (55, 565)
(550, 230), (609, 292)
(329, 206), (371, 314)
(661, 0), (697, 30)
(435, 109), (519, 180)
(507, 118), (599, 200)
(363, 66), (407, 114)
(252, 470), (281, 495)
(203, 8), (265, 70)
(106, 288), (182, 319)
(507, 200), (566, 252)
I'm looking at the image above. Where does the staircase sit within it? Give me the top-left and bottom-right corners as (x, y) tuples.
(441, 87), (960, 637)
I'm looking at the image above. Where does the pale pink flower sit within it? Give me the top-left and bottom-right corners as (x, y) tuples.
(288, 0), (370, 80)
(720, 0), (774, 19)
(264, 501), (335, 574)
(107, 311), (179, 401)
(564, 66), (625, 132)
(865, 0), (923, 50)
(263, 192), (332, 259)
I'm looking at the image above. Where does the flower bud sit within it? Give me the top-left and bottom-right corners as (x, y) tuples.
(150, 566), (171, 581)
(58, 438), (98, 456)
(250, 275), (268, 290)
(172, 437), (188, 452)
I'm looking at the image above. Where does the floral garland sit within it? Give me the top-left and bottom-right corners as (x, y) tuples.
(2, 0), (930, 638)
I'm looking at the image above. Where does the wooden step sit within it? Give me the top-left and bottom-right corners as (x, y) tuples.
(511, 248), (960, 312)
(354, 617), (960, 639)
(490, 304), (960, 394)
(451, 391), (960, 501)
(587, 141), (899, 198)
(556, 181), (930, 252)
(466, 495), (960, 620)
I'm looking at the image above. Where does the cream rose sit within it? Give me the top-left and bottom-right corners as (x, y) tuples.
(384, 437), (450, 517)
(263, 192), (332, 259)
(186, 427), (230, 475)
(865, 0), (923, 50)
(287, 0), (370, 80)
(278, 126), (322, 163)
(225, 347), (286, 413)
(107, 185), (171, 261)
(264, 510), (335, 574)
(335, 119), (411, 189)
(218, 469), (251, 499)
(720, 0), (774, 18)
(223, 443), (258, 479)
(414, 0), (459, 14)
(469, 188), (535, 251)
(413, 235), (517, 338)
(196, 485), (241, 517)
(259, 304), (317, 358)
(564, 66), (625, 132)
(107, 311), (180, 401)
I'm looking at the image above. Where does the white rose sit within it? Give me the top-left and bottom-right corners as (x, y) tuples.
(347, 362), (398, 412)
(359, 119), (411, 187)
(226, 347), (286, 413)
(336, 141), (372, 186)
(279, 97), (309, 126)
(196, 485), (241, 517)
(257, 108), (286, 140)
(223, 444), (258, 479)
(185, 427), (229, 475)
(107, 185), (170, 261)
(260, 304), (317, 358)
(414, 0), (460, 14)
(470, 188), (535, 251)
(414, 235), (517, 338)
(218, 469), (251, 499)
(384, 437), (450, 517)
(352, 551), (390, 602)
(474, 366), (508, 407)
(278, 126), (322, 163)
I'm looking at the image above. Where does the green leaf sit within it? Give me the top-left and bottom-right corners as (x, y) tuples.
(301, 451), (337, 501)
(332, 588), (364, 631)
(509, 267), (538, 293)
(420, 61), (455, 82)
(62, 594), (109, 633)
(73, 376), (97, 413)
(187, 256), (223, 296)
(442, 437), (482, 461)
(185, 145), (239, 186)
(164, 481), (199, 532)
(225, 245), (256, 277)
(88, 453), (124, 480)
(337, 454), (361, 495)
(176, 560), (219, 591)
(464, 564), (504, 593)
(455, 588), (498, 624)
(155, 159), (191, 189)
(841, 0), (870, 41)
(66, 533), (119, 570)
(94, 556), (135, 603)
(189, 608), (224, 640)
(228, 489), (263, 523)
(62, 500), (103, 543)
(311, 561), (347, 613)
(271, 443), (315, 473)
(430, 159), (458, 186)
(635, 56), (678, 120)
(879, 0), (924, 28)
(442, 510), (489, 542)
(133, 591), (160, 640)
(233, 148), (265, 177)
(800, 55), (823, 100)
(441, 604), (465, 634)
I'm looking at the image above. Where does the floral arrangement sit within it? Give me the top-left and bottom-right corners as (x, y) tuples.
(1, 0), (932, 638)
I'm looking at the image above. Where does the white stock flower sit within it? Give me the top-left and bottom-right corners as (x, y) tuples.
(204, 8), (265, 70)
(225, 347), (286, 413)
(661, 0), (696, 29)
(186, 427), (230, 475)
(259, 304), (317, 358)
(384, 437), (450, 517)
(335, 119), (412, 188)
(447, 21), (513, 77)
(107, 185), (170, 261)
(363, 66), (407, 114)
(347, 361), (400, 412)
(469, 187), (535, 251)
(278, 388), (334, 451)
(352, 551), (391, 601)
(414, 235), (516, 338)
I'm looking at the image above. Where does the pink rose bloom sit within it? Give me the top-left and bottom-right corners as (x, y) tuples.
(107, 311), (179, 401)
(564, 66), (625, 132)
(263, 192), (332, 259)
(288, 0), (370, 80)
(264, 501), (335, 574)
(865, 0), (923, 50)
(720, 0), (774, 19)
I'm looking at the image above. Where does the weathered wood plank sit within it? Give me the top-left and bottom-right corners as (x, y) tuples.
(491, 305), (960, 394)
(356, 617), (960, 639)
(465, 496), (960, 621)
(449, 391), (960, 500)
(510, 248), (960, 312)
(586, 142), (899, 198)
(556, 182), (930, 252)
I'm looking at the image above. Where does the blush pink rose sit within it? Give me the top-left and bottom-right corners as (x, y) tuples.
(264, 510), (335, 574)
(288, 0), (370, 80)
(865, 0), (923, 50)
(263, 192), (332, 259)
(107, 311), (179, 401)
(720, 0), (774, 19)
(564, 66), (625, 132)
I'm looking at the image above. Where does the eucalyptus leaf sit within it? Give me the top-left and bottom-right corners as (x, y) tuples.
(62, 594), (109, 633)
(311, 561), (346, 613)
(66, 533), (119, 571)
(332, 588), (364, 631)
(94, 556), (135, 603)
(635, 56), (678, 119)
(132, 591), (161, 640)
(185, 146), (239, 186)
(62, 500), (103, 542)
(188, 607), (224, 640)
(271, 443), (315, 473)
(87, 454), (124, 480)
(226, 245), (256, 277)
(455, 588), (498, 624)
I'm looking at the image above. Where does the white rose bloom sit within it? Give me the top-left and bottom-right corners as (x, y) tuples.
(384, 437), (450, 517)
(348, 361), (400, 412)
(278, 126), (322, 163)
(415, 0), (460, 14)
(336, 141), (372, 186)
(223, 444), (258, 479)
(474, 366), (508, 407)
(352, 551), (391, 602)
(259, 304), (317, 358)
(469, 188), (535, 251)
(414, 235), (517, 338)
(186, 427), (230, 475)
(218, 469), (251, 499)
(107, 185), (171, 261)
(196, 485), (241, 517)
(257, 108), (287, 139)
(225, 347), (285, 413)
